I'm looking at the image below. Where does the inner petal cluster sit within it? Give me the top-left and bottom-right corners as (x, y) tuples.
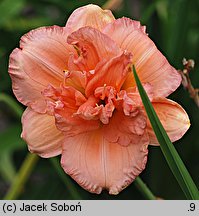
(38, 31), (188, 150)
(39, 26), (157, 150)
(76, 85), (117, 124)
(42, 70), (152, 139)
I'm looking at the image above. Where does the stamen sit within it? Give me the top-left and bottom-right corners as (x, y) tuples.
(101, 84), (107, 100)
(63, 70), (70, 86)
(73, 45), (81, 56)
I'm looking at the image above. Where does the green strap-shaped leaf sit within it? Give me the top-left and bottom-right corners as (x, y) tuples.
(133, 65), (199, 200)
(134, 176), (156, 200)
(4, 153), (39, 200)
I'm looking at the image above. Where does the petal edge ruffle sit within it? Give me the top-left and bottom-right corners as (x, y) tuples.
(9, 26), (73, 113)
(61, 129), (148, 194)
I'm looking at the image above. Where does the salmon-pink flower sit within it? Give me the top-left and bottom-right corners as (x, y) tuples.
(9, 4), (190, 194)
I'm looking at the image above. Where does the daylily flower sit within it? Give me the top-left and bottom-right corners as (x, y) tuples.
(9, 4), (190, 194)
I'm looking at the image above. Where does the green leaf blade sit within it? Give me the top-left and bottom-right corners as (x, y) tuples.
(133, 65), (199, 200)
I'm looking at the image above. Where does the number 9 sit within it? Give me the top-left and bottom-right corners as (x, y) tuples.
(190, 203), (195, 211)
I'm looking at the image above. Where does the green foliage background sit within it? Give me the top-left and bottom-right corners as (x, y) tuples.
(0, 0), (198, 199)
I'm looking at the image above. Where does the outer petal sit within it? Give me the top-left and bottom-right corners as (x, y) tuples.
(85, 52), (132, 96)
(67, 27), (121, 71)
(21, 108), (64, 158)
(65, 4), (115, 31)
(147, 98), (190, 145)
(61, 129), (148, 194)
(103, 18), (181, 97)
(9, 26), (73, 113)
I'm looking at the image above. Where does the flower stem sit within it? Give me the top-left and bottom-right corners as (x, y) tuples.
(134, 176), (156, 200)
(178, 58), (199, 107)
(0, 93), (23, 118)
(50, 158), (82, 200)
(4, 153), (39, 200)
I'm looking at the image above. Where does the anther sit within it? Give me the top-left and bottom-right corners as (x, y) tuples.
(64, 70), (70, 77)
(89, 70), (95, 75)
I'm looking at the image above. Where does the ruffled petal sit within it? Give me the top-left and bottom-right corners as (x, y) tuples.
(65, 4), (115, 31)
(9, 26), (73, 113)
(61, 129), (148, 194)
(85, 51), (132, 96)
(42, 84), (100, 135)
(118, 83), (153, 117)
(67, 26), (121, 72)
(55, 106), (100, 137)
(103, 18), (181, 97)
(103, 110), (148, 146)
(147, 98), (190, 145)
(21, 108), (64, 158)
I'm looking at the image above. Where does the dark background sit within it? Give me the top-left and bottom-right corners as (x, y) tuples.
(0, 0), (198, 199)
